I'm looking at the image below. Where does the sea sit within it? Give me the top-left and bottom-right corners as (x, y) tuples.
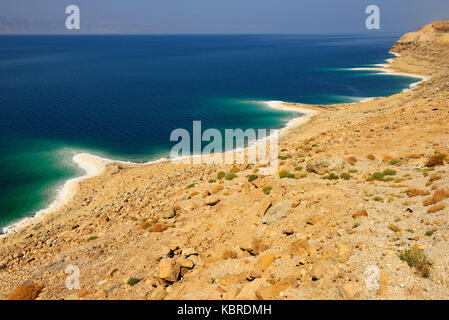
(0, 34), (423, 231)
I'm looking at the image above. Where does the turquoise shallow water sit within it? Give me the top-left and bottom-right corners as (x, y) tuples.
(0, 34), (422, 231)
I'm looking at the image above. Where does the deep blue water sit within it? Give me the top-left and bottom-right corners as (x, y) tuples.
(0, 34), (420, 229)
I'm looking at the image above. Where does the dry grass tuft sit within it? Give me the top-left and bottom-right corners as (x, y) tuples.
(427, 203), (445, 214)
(407, 153), (424, 159)
(406, 188), (430, 197)
(366, 154), (376, 160)
(382, 156), (393, 163)
(428, 174), (442, 182)
(222, 249), (238, 260)
(425, 153), (447, 167)
(399, 248), (432, 278)
(422, 189), (449, 206)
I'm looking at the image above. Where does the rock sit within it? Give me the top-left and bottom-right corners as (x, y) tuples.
(377, 271), (388, 296)
(289, 239), (316, 257)
(236, 278), (269, 300)
(309, 259), (331, 280)
(262, 200), (292, 225)
(150, 287), (166, 300)
(105, 268), (119, 280)
(179, 258), (194, 269)
(247, 271), (262, 281)
(7, 283), (42, 300)
(306, 157), (331, 175)
(352, 209), (368, 219)
(222, 286), (241, 300)
(156, 246), (173, 260)
(282, 228), (294, 235)
(257, 253), (276, 271)
(151, 224), (168, 233)
(306, 217), (319, 225)
(161, 208), (176, 219)
(338, 283), (358, 300)
(205, 197), (220, 206)
(307, 157), (349, 174)
(159, 258), (180, 283)
(182, 247), (198, 257)
(239, 238), (268, 255)
(255, 282), (290, 300)
(0, 262), (6, 270)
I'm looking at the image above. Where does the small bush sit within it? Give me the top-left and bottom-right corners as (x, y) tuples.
(187, 183), (197, 189)
(383, 169), (397, 176)
(399, 248), (432, 278)
(372, 172), (385, 180)
(423, 189), (449, 206)
(322, 173), (339, 180)
(294, 166), (303, 171)
(248, 174), (258, 182)
(340, 172), (351, 180)
(389, 159), (401, 165)
(406, 188), (430, 197)
(425, 153), (447, 167)
(217, 171), (226, 179)
(278, 155), (287, 160)
(262, 186), (272, 195)
(127, 278), (140, 286)
(427, 203), (445, 213)
(388, 224), (401, 232)
(225, 173), (237, 181)
(87, 236), (98, 242)
(279, 170), (295, 179)
(208, 178), (216, 183)
(373, 196), (383, 202)
(425, 229), (437, 237)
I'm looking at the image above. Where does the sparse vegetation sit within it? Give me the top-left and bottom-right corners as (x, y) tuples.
(217, 171), (226, 179)
(262, 186), (272, 195)
(340, 172), (351, 180)
(427, 203), (445, 213)
(322, 173), (339, 180)
(248, 174), (258, 182)
(388, 224), (401, 232)
(187, 183), (197, 188)
(373, 196), (384, 202)
(127, 277), (140, 286)
(225, 173), (237, 181)
(279, 170), (295, 179)
(87, 236), (98, 242)
(389, 159), (401, 165)
(425, 153), (447, 167)
(208, 178), (216, 183)
(406, 188), (430, 197)
(425, 228), (437, 237)
(383, 169), (397, 176)
(423, 189), (449, 206)
(371, 172), (385, 180)
(399, 248), (432, 278)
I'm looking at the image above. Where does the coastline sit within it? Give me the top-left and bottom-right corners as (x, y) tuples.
(0, 51), (429, 238)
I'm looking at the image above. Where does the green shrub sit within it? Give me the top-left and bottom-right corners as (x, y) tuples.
(87, 236), (98, 242)
(225, 173), (237, 181)
(322, 173), (339, 180)
(383, 169), (397, 176)
(127, 277), (140, 286)
(278, 155), (287, 160)
(399, 248), (432, 278)
(208, 178), (216, 183)
(372, 172), (385, 180)
(389, 159), (401, 165)
(262, 186), (272, 195)
(348, 169), (358, 173)
(294, 166), (303, 171)
(340, 172), (351, 180)
(373, 196), (383, 202)
(187, 183), (197, 188)
(279, 170), (295, 179)
(248, 174), (258, 182)
(217, 171), (226, 179)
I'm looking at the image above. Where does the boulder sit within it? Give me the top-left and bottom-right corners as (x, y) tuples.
(161, 208), (176, 219)
(262, 200), (292, 225)
(159, 258), (180, 283)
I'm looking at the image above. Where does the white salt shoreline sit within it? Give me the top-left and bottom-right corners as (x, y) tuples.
(0, 51), (429, 238)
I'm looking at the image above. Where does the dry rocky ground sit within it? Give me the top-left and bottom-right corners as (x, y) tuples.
(1, 21), (449, 300)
